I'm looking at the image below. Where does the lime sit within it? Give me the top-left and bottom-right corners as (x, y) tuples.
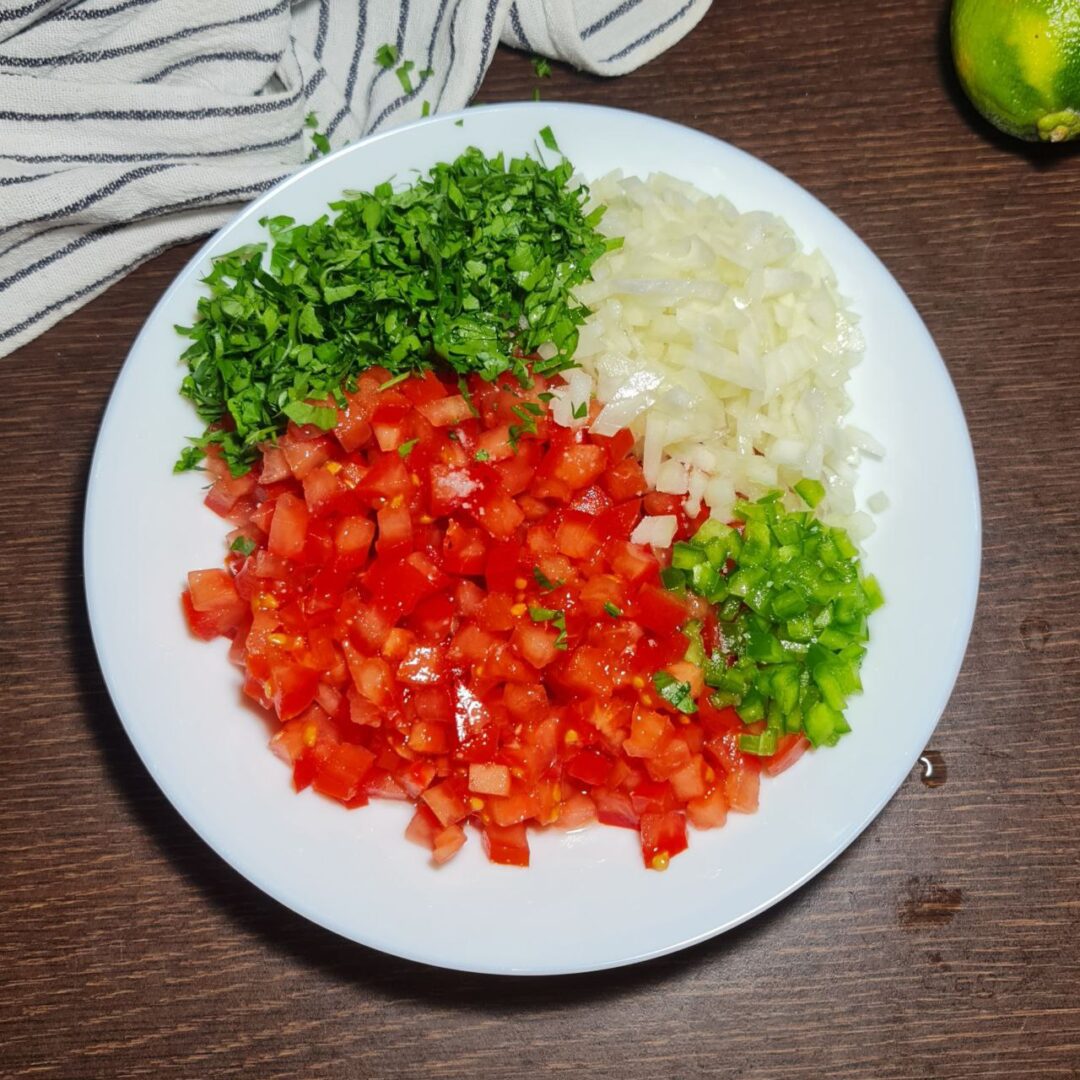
(951, 0), (1080, 142)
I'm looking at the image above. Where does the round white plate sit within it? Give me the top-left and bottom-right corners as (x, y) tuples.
(85, 103), (980, 975)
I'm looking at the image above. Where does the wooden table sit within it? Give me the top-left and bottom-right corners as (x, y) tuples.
(4, 3), (1079, 1076)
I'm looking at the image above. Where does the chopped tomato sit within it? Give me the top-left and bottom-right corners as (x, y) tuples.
(311, 742), (375, 803)
(481, 821), (530, 867)
(417, 394), (475, 428)
(636, 584), (690, 636)
(268, 492), (309, 558)
(763, 734), (811, 777)
(639, 810), (688, 868)
(183, 366), (809, 871)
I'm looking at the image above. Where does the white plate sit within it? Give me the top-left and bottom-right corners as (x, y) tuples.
(85, 103), (980, 976)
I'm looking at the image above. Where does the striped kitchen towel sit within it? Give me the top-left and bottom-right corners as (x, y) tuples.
(0, 0), (711, 358)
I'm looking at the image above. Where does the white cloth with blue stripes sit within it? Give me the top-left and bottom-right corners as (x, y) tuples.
(0, 0), (710, 357)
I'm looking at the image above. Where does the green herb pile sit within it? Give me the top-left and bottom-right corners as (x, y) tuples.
(666, 486), (884, 755)
(175, 129), (618, 475)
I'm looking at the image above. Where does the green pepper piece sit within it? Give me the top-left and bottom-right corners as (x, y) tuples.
(740, 520), (772, 566)
(692, 519), (729, 544)
(772, 587), (808, 619)
(690, 561), (721, 598)
(736, 688), (765, 723)
(805, 701), (843, 747)
(671, 541), (705, 570)
(738, 730), (778, 756)
(660, 565), (686, 590)
(794, 477), (826, 507)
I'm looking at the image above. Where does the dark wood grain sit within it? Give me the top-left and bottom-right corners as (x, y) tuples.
(2, 3), (1078, 1077)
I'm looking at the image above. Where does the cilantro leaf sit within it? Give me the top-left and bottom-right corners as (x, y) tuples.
(511, 404), (539, 434)
(376, 43), (398, 68)
(378, 372), (411, 391)
(653, 672), (698, 714)
(533, 567), (560, 591)
(282, 400), (337, 430)
(173, 444), (205, 473)
(398, 438), (418, 457)
(231, 535), (257, 556)
(304, 112), (330, 158)
(530, 606), (568, 649)
(457, 377), (479, 417)
(532, 56), (551, 78)
(603, 602), (622, 618)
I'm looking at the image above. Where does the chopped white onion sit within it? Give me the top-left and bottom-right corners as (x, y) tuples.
(630, 515), (678, 548)
(868, 490), (890, 513)
(563, 172), (883, 533)
(655, 458), (689, 495)
(549, 367), (593, 429)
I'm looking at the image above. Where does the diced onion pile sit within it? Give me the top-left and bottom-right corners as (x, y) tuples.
(547, 172), (884, 540)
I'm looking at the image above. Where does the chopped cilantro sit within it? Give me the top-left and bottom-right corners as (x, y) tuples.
(282, 400), (336, 429)
(532, 87), (541, 102)
(419, 67), (434, 79)
(552, 610), (568, 649)
(603, 602), (622, 618)
(454, 118), (464, 127)
(474, 449), (490, 462)
(304, 113), (331, 159)
(530, 606), (568, 648)
(176, 138), (610, 474)
(571, 399), (588, 419)
(397, 438), (418, 457)
(508, 403), (540, 449)
(231, 535), (257, 556)
(378, 372), (410, 392)
(174, 444), (205, 473)
(396, 60), (415, 93)
(539, 125), (559, 152)
(653, 672), (698, 714)
(421, 100), (430, 117)
(376, 43), (398, 68)
(533, 567), (559, 591)
(532, 56), (551, 78)
(457, 377), (479, 417)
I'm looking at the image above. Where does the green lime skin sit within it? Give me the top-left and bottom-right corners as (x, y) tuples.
(951, 0), (1080, 142)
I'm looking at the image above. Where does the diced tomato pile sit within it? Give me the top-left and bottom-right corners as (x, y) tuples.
(182, 366), (801, 869)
